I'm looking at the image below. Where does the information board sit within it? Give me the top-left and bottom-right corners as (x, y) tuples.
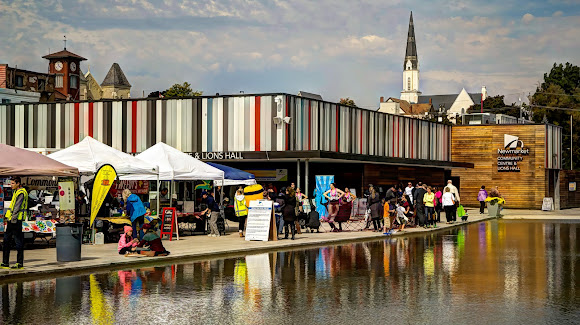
(569, 182), (577, 192)
(245, 200), (274, 241)
(542, 197), (554, 211)
(161, 207), (177, 241)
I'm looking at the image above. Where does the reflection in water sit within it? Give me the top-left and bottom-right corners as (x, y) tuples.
(1, 220), (579, 324)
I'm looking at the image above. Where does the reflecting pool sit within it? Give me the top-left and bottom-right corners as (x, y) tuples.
(1, 220), (579, 324)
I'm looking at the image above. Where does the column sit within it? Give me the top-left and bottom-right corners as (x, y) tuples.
(296, 159), (301, 190)
(305, 159), (309, 197)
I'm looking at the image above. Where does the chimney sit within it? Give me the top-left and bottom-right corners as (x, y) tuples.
(380, 96), (384, 103)
(429, 98), (432, 105)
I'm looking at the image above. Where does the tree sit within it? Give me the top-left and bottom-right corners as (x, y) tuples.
(466, 95), (526, 119)
(147, 90), (165, 98)
(530, 62), (580, 170)
(339, 97), (357, 107)
(163, 82), (203, 98)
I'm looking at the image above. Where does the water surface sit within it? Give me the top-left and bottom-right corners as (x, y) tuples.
(1, 220), (579, 324)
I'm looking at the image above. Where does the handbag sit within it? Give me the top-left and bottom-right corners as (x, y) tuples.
(364, 208), (371, 222)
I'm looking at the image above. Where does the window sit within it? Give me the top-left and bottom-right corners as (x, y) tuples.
(56, 75), (63, 88)
(407, 77), (411, 91)
(16, 75), (23, 87)
(1, 99), (10, 104)
(70, 75), (78, 89)
(38, 79), (45, 91)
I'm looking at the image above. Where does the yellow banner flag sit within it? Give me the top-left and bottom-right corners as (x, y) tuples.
(90, 164), (117, 227)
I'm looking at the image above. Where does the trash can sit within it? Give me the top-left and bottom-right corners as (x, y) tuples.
(56, 223), (83, 262)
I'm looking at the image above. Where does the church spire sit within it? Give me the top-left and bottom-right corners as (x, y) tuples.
(404, 11), (418, 70)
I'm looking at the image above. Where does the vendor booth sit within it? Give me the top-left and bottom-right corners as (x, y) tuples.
(0, 144), (79, 245)
(137, 142), (225, 238)
(48, 137), (159, 242)
(207, 162), (256, 186)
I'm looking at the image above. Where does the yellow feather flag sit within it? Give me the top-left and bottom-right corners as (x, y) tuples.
(90, 164), (117, 227)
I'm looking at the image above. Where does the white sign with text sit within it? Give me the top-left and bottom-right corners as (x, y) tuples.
(245, 200), (274, 241)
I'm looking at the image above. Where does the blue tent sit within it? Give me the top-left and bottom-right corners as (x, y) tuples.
(206, 162), (256, 186)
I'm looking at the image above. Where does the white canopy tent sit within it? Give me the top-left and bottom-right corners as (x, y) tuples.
(137, 143), (225, 240)
(48, 136), (159, 179)
(136, 142), (224, 181)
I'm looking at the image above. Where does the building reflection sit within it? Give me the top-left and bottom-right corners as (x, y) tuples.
(0, 220), (578, 323)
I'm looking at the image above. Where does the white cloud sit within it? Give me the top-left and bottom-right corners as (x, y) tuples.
(522, 13), (535, 23)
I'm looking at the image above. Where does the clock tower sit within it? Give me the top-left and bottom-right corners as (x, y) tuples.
(43, 47), (87, 100)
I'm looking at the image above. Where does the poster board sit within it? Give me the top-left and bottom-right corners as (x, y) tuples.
(161, 207), (177, 241)
(542, 197), (554, 211)
(569, 182), (577, 192)
(245, 200), (276, 241)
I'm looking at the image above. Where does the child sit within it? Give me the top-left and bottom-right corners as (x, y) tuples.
(396, 202), (409, 231)
(118, 226), (139, 255)
(383, 199), (396, 234)
(137, 223), (170, 256)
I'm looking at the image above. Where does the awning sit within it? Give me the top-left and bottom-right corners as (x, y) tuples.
(0, 144), (78, 177)
(206, 162), (257, 186)
(48, 136), (158, 179)
(136, 142), (224, 180)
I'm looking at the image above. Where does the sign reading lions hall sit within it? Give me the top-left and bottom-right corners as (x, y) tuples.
(497, 134), (530, 172)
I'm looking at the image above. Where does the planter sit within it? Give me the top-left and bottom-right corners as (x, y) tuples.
(487, 202), (502, 217)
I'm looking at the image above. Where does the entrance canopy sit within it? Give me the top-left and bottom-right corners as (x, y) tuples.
(48, 136), (158, 179)
(0, 144), (78, 177)
(207, 162), (256, 186)
(136, 143), (224, 181)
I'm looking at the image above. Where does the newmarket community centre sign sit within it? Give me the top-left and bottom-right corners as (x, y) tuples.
(497, 134), (530, 172)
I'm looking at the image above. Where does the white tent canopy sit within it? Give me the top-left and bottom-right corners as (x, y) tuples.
(48, 136), (158, 180)
(136, 142), (224, 181)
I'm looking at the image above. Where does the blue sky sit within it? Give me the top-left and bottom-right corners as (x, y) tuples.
(1, 0), (579, 108)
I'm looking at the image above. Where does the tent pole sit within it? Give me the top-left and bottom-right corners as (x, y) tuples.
(172, 180), (179, 240)
(156, 173), (160, 217)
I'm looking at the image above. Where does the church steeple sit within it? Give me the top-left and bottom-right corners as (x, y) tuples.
(404, 11), (418, 70)
(400, 11), (421, 104)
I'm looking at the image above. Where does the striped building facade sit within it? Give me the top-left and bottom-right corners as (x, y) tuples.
(0, 94), (452, 161)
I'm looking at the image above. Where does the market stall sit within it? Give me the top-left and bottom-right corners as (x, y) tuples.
(207, 162), (256, 186)
(137, 143), (225, 238)
(0, 144), (79, 244)
(48, 137), (159, 241)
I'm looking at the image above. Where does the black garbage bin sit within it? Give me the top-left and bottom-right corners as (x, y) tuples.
(56, 223), (83, 262)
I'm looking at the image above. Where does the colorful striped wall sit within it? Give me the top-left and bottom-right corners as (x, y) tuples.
(0, 94), (452, 161)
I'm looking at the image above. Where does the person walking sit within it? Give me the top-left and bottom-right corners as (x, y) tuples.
(202, 191), (221, 237)
(434, 186), (443, 222)
(283, 187), (297, 240)
(442, 187), (456, 224)
(122, 189), (147, 240)
(478, 185), (488, 214)
(234, 189), (248, 237)
(424, 186), (436, 228)
(1, 177), (28, 269)
(445, 180), (460, 205)
(368, 185), (382, 231)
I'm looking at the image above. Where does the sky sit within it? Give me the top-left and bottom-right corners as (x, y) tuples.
(1, 0), (579, 109)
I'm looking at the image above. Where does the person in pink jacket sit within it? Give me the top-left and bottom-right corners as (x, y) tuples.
(118, 225), (139, 255)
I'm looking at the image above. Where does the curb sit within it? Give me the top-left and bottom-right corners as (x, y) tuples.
(0, 215), (497, 284)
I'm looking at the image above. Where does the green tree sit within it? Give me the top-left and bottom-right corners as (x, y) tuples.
(339, 97), (357, 107)
(467, 95), (525, 119)
(530, 62), (580, 170)
(164, 82), (203, 98)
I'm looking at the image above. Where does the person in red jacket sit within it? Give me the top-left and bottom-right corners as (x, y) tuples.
(137, 223), (170, 256)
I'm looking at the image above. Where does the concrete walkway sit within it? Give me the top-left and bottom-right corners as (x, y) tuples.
(0, 213), (495, 283)
(0, 207), (578, 283)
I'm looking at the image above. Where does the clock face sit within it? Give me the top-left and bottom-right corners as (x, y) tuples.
(55, 61), (63, 71)
(70, 62), (77, 72)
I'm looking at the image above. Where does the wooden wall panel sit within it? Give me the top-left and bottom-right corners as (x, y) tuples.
(451, 125), (548, 209)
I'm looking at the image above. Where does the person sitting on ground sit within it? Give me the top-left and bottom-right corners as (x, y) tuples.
(137, 223), (170, 256)
(118, 225), (139, 255)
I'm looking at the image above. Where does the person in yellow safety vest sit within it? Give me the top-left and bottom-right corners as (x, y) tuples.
(234, 189), (248, 238)
(2, 176), (28, 269)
